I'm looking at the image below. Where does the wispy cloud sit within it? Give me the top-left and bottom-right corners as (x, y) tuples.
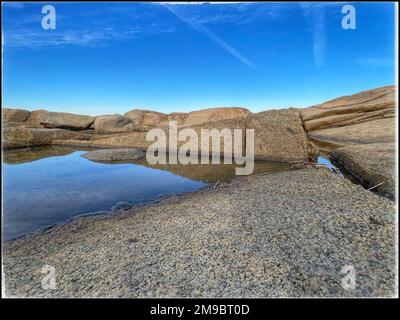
(2, 2), (279, 52)
(4, 28), (141, 48)
(163, 3), (256, 68)
(2, 2), (25, 9)
(2, 4), (175, 48)
(300, 4), (327, 67)
(312, 7), (326, 67)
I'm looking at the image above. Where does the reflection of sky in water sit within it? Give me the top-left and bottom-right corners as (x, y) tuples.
(318, 156), (336, 170)
(3, 151), (205, 240)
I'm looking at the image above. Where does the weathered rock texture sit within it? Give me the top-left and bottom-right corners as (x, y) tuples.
(124, 109), (166, 131)
(301, 85), (396, 147)
(3, 169), (396, 297)
(182, 107), (250, 127)
(26, 110), (48, 126)
(81, 148), (145, 162)
(308, 119), (395, 146)
(53, 132), (152, 149)
(248, 109), (315, 162)
(332, 143), (396, 199)
(2, 108), (31, 122)
(90, 115), (134, 132)
(3, 126), (78, 149)
(39, 112), (95, 130)
(300, 86), (396, 198)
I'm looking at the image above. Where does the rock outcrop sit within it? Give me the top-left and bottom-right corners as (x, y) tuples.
(123, 107), (251, 130)
(182, 107), (250, 127)
(2, 108), (31, 122)
(308, 118), (395, 146)
(301, 86), (395, 147)
(39, 112), (95, 130)
(124, 109), (166, 131)
(26, 110), (49, 126)
(90, 115), (134, 132)
(248, 109), (316, 162)
(300, 86), (396, 198)
(332, 143), (395, 199)
(81, 148), (145, 162)
(2, 86), (395, 167)
(3, 126), (78, 149)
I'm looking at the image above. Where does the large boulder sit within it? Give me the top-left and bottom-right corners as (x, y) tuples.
(3, 126), (78, 149)
(247, 109), (315, 162)
(182, 107), (250, 127)
(81, 148), (145, 162)
(2, 108), (31, 122)
(91, 115), (134, 132)
(124, 109), (166, 131)
(26, 110), (49, 126)
(177, 118), (248, 158)
(332, 143), (395, 199)
(39, 112), (94, 130)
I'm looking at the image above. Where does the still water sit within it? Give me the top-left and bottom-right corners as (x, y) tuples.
(3, 146), (291, 240)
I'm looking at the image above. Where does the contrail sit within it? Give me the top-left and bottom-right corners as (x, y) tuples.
(312, 6), (326, 67)
(164, 4), (256, 69)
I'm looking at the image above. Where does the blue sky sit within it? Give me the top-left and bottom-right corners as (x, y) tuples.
(2, 2), (396, 115)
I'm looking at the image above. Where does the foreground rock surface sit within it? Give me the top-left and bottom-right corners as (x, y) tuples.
(81, 148), (145, 162)
(332, 143), (396, 199)
(3, 169), (395, 297)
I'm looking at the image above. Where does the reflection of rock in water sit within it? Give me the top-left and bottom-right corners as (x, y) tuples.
(131, 158), (291, 182)
(3, 145), (292, 182)
(3, 146), (76, 164)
